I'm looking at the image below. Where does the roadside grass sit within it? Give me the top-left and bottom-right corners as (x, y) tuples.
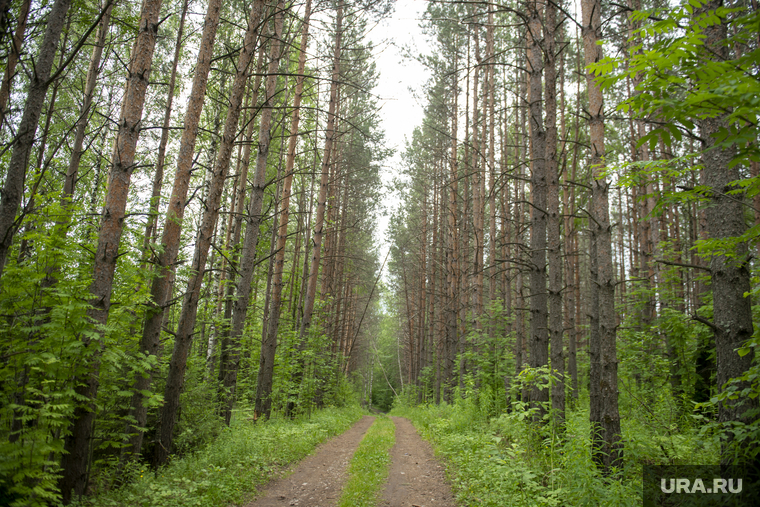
(338, 416), (395, 507)
(70, 405), (364, 507)
(393, 394), (717, 507)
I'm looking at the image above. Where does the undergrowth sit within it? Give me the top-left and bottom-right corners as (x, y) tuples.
(68, 405), (363, 507)
(392, 390), (720, 507)
(338, 415), (395, 507)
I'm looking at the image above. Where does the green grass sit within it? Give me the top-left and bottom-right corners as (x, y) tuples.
(338, 416), (396, 507)
(70, 405), (364, 507)
(393, 393), (721, 507)
(393, 400), (634, 507)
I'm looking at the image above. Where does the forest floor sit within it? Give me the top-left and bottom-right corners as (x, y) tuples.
(244, 415), (455, 507)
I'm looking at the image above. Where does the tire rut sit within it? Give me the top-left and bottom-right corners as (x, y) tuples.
(245, 415), (375, 507)
(380, 416), (455, 507)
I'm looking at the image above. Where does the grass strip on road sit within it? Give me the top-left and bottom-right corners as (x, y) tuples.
(338, 415), (395, 507)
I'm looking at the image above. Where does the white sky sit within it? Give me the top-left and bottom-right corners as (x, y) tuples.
(365, 0), (431, 259)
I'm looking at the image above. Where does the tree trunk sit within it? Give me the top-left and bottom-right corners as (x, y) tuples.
(486, 2), (497, 373)
(129, 0), (222, 460)
(141, 0), (189, 259)
(697, 0), (756, 465)
(0, 0), (31, 128)
(527, 0), (549, 416)
(545, 0), (564, 427)
(59, 0), (161, 500)
(63, 2), (113, 208)
(216, 43), (267, 380)
(0, 0), (72, 281)
(222, 0), (287, 423)
(153, 0), (265, 467)
(445, 43), (459, 403)
(581, 0), (622, 472)
(471, 19), (483, 338)
(296, 0), (344, 401)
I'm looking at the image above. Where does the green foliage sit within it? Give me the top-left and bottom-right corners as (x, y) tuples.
(0, 198), (154, 506)
(393, 375), (721, 507)
(594, 2), (760, 163)
(70, 405), (363, 507)
(338, 416), (395, 507)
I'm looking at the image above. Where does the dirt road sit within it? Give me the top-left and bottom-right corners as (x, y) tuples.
(244, 415), (455, 507)
(380, 416), (455, 507)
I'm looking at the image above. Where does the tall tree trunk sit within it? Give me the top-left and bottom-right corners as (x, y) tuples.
(697, 0), (756, 465)
(566, 80), (580, 401)
(141, 0), (189, 258)
(527, 0), (549, 415)
(296, 0), (344, 400)
(0, 0), (72, 280)
(545, 0), (564, 426)
(486, 2), (497, 368)
(59, 0), (161, 500)
(153, 0), (265, 467)
(216, 43), (267, 380)
(581, 0), (622, 472)
(514, 64), (527, 398)
(261, 0), (311, 407)
(445, 43), (459, 402)
(225, 0), (287, 423)
(63, 2), (114, 208)
(129, 0), (222, 459)
(471, 19), (483, 340)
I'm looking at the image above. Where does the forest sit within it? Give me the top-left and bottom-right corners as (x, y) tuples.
(0, 0), (758, 505)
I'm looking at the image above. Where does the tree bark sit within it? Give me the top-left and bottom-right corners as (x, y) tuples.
(296, 0), (344, 405)
(0, 0), (72, 281)
(527, 0), (549, 415)
(128, 0), (221, 460)
(581, 0), (622, 472)
(545, 0), (564, 426)
(0, 0), (31, 129)
(59, 0), (161, 500)
(697, 0), (756, 465)
(153, 0), (265, 467)
(224, 0), (287, 423)
(445, 42), (459, 403)
(63, 2), (113, 208)
(141, 0), (189, 259)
